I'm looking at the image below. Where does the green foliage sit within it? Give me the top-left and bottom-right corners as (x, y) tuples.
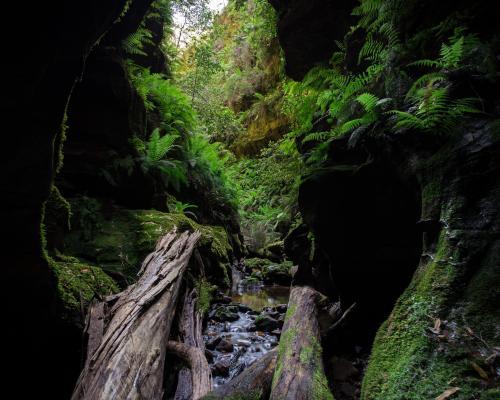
(391, 88), (480, 134)
(186, 133), (237, 204)
(122, 26), (154, 56)
(392, 30), (484, 134)
(49, 255), (118, 314)
(196, 278), (215, 315)
(146, 128), (179, 162)
(228, 137), (303, 249)
(283, 3), (491, 166)
(128, 62), (196, 134)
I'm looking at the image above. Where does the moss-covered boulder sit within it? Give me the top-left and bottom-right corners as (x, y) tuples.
(244, 257), (293, 286)
(49, 254), (118, 320)
(65, 196), (233, 285)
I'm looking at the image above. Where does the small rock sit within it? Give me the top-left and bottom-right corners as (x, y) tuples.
(276, 304), (287, 313)
(255, 315), (280, 332)
(237, 339), (252, 347)
(214, 306), (239, 322)
(265, 310), (281, 319)
(237, 304), (252, 312)
(204, 349), (214, 363)
(216, 338), (234, 353)
(206, 336), (222, 350)
(212, 360), (230, 377)
(271, 329), (281, 338)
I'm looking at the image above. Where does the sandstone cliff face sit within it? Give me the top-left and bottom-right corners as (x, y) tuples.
(274, 1), (500, 398)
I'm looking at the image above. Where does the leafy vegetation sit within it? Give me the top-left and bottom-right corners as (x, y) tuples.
(282, 2), (495, 165)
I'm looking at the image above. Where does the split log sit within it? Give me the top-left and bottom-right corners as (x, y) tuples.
(71, 229), (201, 400)
(270, 286), (334, 400)
(171, 287), (211, 399)
(174, 368), (192, 400)
(205, 348), (278, 399)
(167, 341), (211, 399)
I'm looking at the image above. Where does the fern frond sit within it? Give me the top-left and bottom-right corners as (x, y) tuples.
(356, 93), (380, 112)
(406, 72), (446, 99)
(302, 131), (330, 144)
(146, 128), (179, 162)
(358, 38), (386, 64)
(440, 36), (464, 68)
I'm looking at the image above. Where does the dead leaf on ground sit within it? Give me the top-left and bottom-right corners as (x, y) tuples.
(429, 318), (442, 334)
(435, 387), (460, 400)
(471, 361), (489, 380)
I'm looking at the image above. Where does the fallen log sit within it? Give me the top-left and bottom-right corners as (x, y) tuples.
(167, 341), (211, 399)
(170, 286), (211, 399)
(270, 286), (334, 400)
(174, 368), (192, 400)
(71, 229), (201, 400)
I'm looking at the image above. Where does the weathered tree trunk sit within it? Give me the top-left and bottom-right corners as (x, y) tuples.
(167, 341), (211, 399)
(71, 229), (201, 400)
(205, 348), (278, 399)
(270, 286), (334, 400)
(170, 286), (211, 399)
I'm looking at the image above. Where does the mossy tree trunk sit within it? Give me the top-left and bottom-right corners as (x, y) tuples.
(270, 286), (334, 400)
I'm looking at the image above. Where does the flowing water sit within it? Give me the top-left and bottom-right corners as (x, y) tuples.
(204, 272), (290, 387)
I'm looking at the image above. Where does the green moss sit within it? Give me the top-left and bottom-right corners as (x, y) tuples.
(49, 255), (118, 313)
(202, 390), (263, 400)
(43, 185), (72, 246)
(272, 326), (298, 389)
(362, 229), (497, 399)
(284, 303), (297, 320)
(196, 278), (215, 315)
(66, 199), (232, 281)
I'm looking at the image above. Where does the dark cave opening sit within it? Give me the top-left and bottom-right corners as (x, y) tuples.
(302, 159), (423, 344)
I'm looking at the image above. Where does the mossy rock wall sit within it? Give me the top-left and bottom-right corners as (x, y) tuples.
(65, 196), (232, 285)
(361, 124), (500, 399)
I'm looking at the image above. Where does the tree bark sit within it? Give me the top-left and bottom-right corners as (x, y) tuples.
(171, 288), (211, 399)
(166, 341), (211, 400)
(71, 229), (201, 400)
(270, 286), (334, 400)
(205, 348), (278, 399)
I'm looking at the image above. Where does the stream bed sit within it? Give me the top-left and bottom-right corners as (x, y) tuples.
(203, 277), (290, 387)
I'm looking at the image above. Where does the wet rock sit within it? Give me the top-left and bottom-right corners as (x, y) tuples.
(237, 339), (252, 347)
(271, 329), (282, 338)
(205, 349), (214, 363)
(262, 262), (293, 286)
(206, 336), (222, 350)
(247, 324), (257, 332)
(237, 304), (252, 312)
(216, 338), (234, 353)
(264, 310), (281, 319)
(254, 315), (280, 332)
(212, 360), (230, 377)
(222, 296), (232, 304)
(276, 304), (288, 313)
(213, 306), (239, 322)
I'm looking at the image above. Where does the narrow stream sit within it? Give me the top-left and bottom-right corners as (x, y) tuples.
(204, 265), (290, 387)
